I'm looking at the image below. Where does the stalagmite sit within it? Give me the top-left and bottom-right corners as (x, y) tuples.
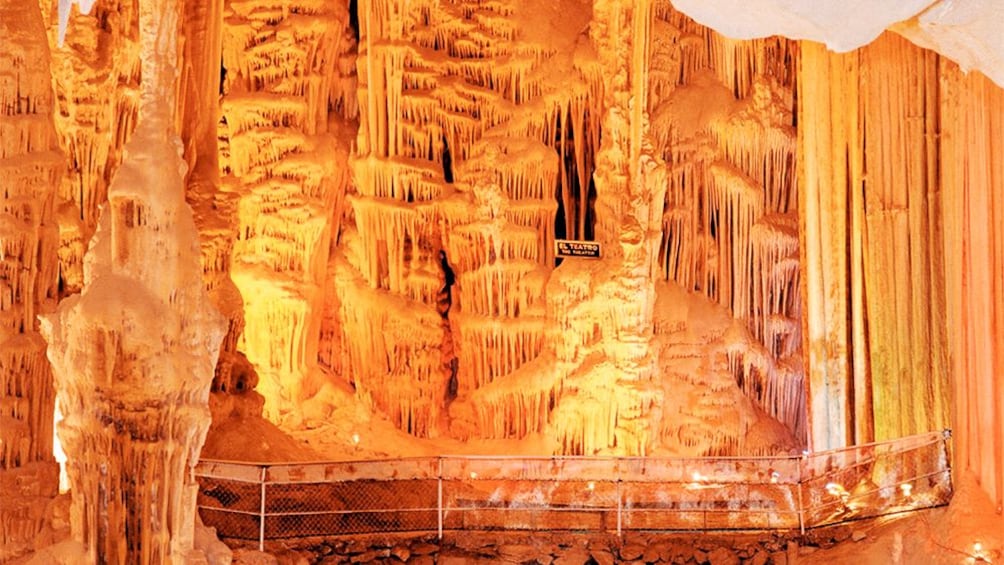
(38, 0), (227, 561)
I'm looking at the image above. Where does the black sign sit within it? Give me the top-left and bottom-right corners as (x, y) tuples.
(555, 239), (601, 259)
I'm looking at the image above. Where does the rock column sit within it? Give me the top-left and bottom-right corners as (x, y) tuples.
(40, 0), (227, 562)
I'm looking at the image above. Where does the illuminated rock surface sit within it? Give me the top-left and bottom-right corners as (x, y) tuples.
(36, 0), (228, 562)
(0, 0), (63, 560)
(0, 0), (1001, 561)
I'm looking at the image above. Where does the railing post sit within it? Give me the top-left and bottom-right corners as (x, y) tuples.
(437, 458), (443, 540)
(259, 465), (267, 552)
(941, 429), (953, 487)
(797, 453), (806, 536)
(616, 461), (622, 538)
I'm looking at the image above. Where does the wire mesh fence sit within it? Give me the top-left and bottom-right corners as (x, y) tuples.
(800, 431), (952, 527)
(194, 430), (953, 550)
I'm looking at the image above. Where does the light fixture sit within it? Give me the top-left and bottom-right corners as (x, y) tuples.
(825, 482), (851, 511)
(587, 481), (595, 491)
(899, 483), (912, 497)
(972, 542), (991, 563)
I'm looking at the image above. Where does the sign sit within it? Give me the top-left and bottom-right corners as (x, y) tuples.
(555, 239), (601, 259)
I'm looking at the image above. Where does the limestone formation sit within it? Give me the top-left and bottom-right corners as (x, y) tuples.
(0, 0), (62, 559)
(0, 0), (1001, 561)
(38, 0), (227, 562)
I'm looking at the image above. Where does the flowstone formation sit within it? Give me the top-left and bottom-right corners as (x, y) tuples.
(39, 0), (227, 562)
(218, 0), (356, 423)
(647, 3), (804, 452)
(43, 0), (142, 296)
(315, 0), (804, 456)
(336, 0), (589, 439)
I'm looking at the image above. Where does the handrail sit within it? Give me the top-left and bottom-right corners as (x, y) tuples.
(193, 430), (953, 551)
(196, 429), (949, 470)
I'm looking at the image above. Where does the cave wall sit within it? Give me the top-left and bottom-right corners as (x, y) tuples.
(939, 64), (1004, 512)
(0, 0), (62, 559)
(327, 0), (806, 455)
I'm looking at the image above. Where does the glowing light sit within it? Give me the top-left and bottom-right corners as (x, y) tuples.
(825, 482), (844, 496)
(770, 471), (780, 484)
(469, 472), (478, 479)
(586, 481), (595, 491)
(53, 405), (69, 494)
(351, 433), (360, 445)
(691, 471), (707, 482)
(899, 483), (912, 497)
(972, 542), (989, 563)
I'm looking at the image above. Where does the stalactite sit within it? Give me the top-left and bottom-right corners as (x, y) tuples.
(44, 0), (141, 253)
(332, 252), (446, 436)
(750, 214), (800, 358)
(0, 2), (63, 558)
(466, 356), (560, 439)
(797, 40), (861, 450)
(221, 0), (352, 420)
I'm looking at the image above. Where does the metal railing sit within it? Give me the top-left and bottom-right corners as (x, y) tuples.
(194, 430), (953, 550)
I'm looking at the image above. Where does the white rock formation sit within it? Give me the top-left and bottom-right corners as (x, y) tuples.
(38, 0), (228, 562)
(671, 0), (1004, 87)
(893, 0), (1004, 86)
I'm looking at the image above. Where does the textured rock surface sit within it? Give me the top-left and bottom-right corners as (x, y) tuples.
(0, 0), (63, 559)
(38, 0), (227, 562)
(0, 0), (1001, 560)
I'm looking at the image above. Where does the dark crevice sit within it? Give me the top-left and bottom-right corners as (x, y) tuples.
(442, 137), (454, 183)
(438, 251), (458, 400)
(348, 0), (360, 43)
(219, 60), (227, 95)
